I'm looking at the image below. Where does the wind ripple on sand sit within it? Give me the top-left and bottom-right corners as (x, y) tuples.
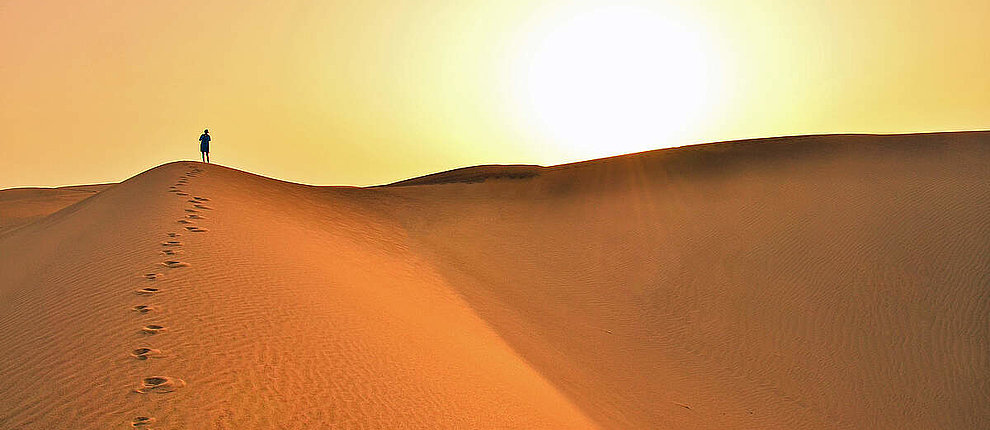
(0, 134), (987, 429)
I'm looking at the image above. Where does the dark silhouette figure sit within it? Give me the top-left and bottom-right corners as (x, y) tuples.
(199, 129), (211, 163)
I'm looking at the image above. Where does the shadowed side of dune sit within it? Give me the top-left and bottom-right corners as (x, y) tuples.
(380, 131), (990, 429)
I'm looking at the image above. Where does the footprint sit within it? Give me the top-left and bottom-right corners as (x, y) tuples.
(188, 228), (208, 233)
(166, 232), (180, 238)
(161, 241), (182, 247)
(131, 348), (164, 360)
(141, 325), (166, 335)
(184, 208), (198, 213)
(177, 219), (192, 224)
(176, 192), (189, 196)
(131, 416), (156, 427)
(193, 196), (210, 202)
(132, 304), (156, 313)
(134, 376), (185, 393)
(193, 204), (212, 210)
(143, 273), (163, 281)
(187, 214), (205, 219)
(161, 249), (178, 256)
(135, 288), (160, 296)
(162, 261), (188, 268)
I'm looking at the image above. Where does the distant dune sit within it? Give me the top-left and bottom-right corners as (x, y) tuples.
(0, 183), (112, 234)
(0, 131), (987, 429)
(386, 164), (543, 187)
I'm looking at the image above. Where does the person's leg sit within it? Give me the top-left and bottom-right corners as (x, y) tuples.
(206, 152), (210, 163)
(201, 152), (205, 162)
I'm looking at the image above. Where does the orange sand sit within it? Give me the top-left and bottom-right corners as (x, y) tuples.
(0, 184), (110, 234)
(0, 132), (987, 428)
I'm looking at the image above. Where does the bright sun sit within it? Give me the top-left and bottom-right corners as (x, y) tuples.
(512, 4), (720, 161)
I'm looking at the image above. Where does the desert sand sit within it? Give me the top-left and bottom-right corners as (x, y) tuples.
(0, 184), (111, 234)
(0, 131), (987, 429)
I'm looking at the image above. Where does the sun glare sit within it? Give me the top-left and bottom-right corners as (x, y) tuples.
(512, 4), (721, 161)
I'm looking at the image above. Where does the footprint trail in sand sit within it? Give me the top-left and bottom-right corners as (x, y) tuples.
(127, 164), (210, 426)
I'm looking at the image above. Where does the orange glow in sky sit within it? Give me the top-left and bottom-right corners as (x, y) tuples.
(1, 0), (988, 188)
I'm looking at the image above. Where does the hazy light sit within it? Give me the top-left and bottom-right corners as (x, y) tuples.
(1, 1), (987, 188)
(512, 4), (721, 160)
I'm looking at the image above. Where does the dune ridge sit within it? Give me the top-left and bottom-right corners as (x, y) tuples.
(0, 183), (112, 234)
(0, 131), (987, 429)
(386, 164), (543, 187)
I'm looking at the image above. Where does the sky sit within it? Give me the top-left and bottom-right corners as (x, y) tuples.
(1, 0), (987, 188)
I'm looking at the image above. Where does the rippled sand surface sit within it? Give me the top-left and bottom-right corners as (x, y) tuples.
(1, 132), (986, 429)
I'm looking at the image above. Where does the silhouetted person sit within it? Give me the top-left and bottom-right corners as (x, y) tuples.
(199, 129), (211, 163)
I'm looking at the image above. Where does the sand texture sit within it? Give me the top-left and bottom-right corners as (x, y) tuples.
(0, 184), (111, 234)
(0, 131), (987, 429)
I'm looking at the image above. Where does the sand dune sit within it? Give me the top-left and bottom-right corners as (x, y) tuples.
(0, 184), (111, 234)
(0, 132), (987, 429)
(386, 165), (543, 187)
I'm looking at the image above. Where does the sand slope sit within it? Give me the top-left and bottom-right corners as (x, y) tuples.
(1, 132), (987, 429)
(0, 184), (111, 234)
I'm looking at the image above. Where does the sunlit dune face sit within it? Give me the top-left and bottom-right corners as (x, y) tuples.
(513, 5), (721, 160)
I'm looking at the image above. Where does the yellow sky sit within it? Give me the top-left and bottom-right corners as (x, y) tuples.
(1, 0), (987, 188)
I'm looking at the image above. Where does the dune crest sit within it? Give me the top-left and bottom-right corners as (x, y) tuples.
(0, 183), (111, 234)
(0, 131), (987, 428)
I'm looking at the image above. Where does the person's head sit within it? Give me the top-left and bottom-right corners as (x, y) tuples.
(204, 129), (209, 133)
